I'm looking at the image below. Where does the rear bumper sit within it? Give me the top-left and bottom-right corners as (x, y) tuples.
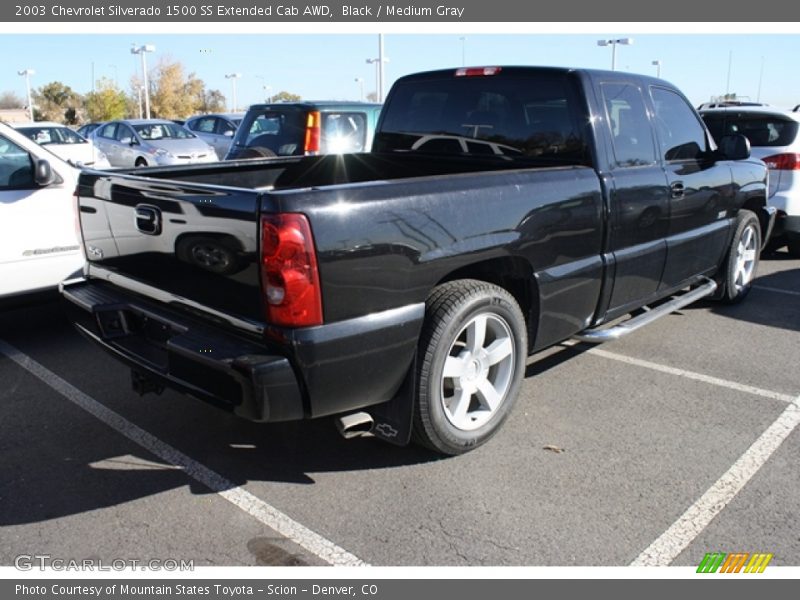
(61, 279), (424, 422)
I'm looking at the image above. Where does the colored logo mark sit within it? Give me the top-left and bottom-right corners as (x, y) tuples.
(696, 552), (773, 573)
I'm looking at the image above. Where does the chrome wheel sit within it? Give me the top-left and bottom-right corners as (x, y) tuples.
(733, 223), (758, 292)
(440, 313), (516, 431)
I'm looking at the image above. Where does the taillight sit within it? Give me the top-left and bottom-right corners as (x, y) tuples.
(260, 213), (322, 327)
(762, 153), (800, 170)
(455, 67), (502, 77)
(304, 111), (321, 155)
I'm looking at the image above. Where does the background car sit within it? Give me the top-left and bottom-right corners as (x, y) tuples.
(90, 119), (218, 168)
(225, 102), (382, 160)
(76, 122), (103, 139)
(701, 106), (800, 256)
(13, 122), (111, 169)
(0, 122), (83, 299)
(184, 112), (244, 159)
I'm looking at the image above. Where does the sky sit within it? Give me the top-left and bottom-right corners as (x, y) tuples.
(2, 31), (800, 111)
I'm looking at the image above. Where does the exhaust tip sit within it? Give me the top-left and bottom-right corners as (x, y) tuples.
(336, 412), (374, 439)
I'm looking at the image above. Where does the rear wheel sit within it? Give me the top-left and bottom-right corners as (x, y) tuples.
(412, 280), (527, 455)
(134, 157), (148, 168)
(716, 210), (761, 303)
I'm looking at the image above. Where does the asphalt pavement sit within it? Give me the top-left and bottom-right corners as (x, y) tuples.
(1, 250), (798, 568)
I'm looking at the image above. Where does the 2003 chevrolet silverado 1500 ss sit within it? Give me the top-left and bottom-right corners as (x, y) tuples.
(62, 66), (774, 455)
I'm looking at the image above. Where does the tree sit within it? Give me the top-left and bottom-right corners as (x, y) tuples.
(199, 89), (226, 113)
(366, 91), (378, 103)
(271, 90), (302, 103)
(85, 78), (128, 122)
(149, 57), (207, 119)
(0, 91), (24, 109)
(32, 81), (83, 123)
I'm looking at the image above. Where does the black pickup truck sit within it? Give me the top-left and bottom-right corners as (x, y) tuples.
(63, 66), (773, 455)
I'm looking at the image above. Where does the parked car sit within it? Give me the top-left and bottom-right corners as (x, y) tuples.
(184, 112), (245, 159)
(700, 105), (800, 256)
(225, 102), (381, 159)
(64, 66), (771, 455)
(76, 122), (103, 139)
(90, 119), (218, 167)
(0, 122), (83, 299)
(13, 122), (111, 169)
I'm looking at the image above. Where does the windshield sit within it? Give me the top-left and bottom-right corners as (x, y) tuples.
(133, 122), (195, 141)
(19, 126), (87, 145)
(374, 73), (588, 163)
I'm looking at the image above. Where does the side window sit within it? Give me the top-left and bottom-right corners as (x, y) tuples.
(98, 123), (117, 140)
(0, 136), (34, 189)
(193, 117), (217, 134)
(218, 119), (237, 135)
(601, 82), (657, 167)
(115, 125), (134, 143)
(652, 87), (709, 161)
(321, 112), (367, 153)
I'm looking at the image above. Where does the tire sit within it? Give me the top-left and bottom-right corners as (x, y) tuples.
(134, 158), (148, 168)
(412, 280), (527, 455)
(787, 239), (800, 258)
(716, 210), (761, 303)
(237, 146), (277, 159)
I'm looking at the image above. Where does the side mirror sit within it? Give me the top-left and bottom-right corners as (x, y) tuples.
(718, 134), (751, 161)
(224, 130), (235, 137)
(34, 159), (55, 186)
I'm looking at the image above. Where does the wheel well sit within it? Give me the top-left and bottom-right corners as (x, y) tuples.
(436, 256), (539, 351)
(742, 196), (770, 242)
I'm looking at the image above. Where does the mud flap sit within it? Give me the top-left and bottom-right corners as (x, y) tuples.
(368, 357), (416, 446)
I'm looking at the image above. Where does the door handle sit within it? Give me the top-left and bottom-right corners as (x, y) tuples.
(670, 181), (685, 198)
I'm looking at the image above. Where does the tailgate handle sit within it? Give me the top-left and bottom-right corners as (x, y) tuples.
(135, 204), (162, 235)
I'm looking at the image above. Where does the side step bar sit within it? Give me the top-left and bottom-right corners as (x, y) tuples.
(573, 279), (718, 344)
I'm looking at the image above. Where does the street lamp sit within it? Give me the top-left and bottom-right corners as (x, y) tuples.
(597, 38), (633, 71)
(263, 85), (273, 104)
(652, 60), (662, 78)
(225, 73), (242, 111)
(366, 57), (389, 102)
(459, 36), (467, 67)
(17, 68), (35, 121)
(354, 77), (364, 102)
(131, 44), (155, 119)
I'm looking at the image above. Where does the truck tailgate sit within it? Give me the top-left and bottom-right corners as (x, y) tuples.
(76, 170), (265, 330)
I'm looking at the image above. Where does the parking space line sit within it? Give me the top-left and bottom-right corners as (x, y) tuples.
(631, 394), (800, 566)
(585, 347), (796, 404)
(0, 339), (368, 567)
(754, 284), (800, 298)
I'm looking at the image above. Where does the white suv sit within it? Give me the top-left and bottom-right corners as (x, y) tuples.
(701, 106), (800, 256)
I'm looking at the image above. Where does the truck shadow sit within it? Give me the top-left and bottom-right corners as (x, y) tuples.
(0, 300), (442, 532)
(697, 252), (800, 333)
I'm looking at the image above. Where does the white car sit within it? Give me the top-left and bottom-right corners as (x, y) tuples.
(12, 121), (111, 169)
(0, 122), (84, 298)
(701, 106), (800, 256)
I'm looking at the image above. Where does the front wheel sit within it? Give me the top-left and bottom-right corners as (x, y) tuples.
(716, 210), (761, 303)
(412, 280), (527, 455)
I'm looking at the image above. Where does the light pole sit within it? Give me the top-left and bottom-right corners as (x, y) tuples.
(652, 60), (662, 78)
(131, 44), (155, 119)
(263, 85), (273, 104)
(225, 73), (242, 111)
(354, 77), (364, 102)
(366, 56), (389, 102)
(17, 68), (35, 121)
(459, 36), (466, 66)
(597, 38), (633, 71)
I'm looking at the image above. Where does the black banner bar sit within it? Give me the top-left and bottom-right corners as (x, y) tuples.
(2, 0), (800, 22)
